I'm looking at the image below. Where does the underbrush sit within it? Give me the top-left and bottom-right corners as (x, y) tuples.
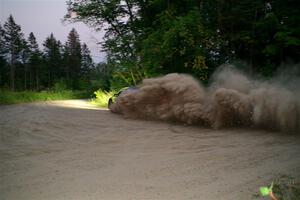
(254, 174), (300, 200)
(0, 90), (90, 105)
(271, 175), (300, 200)
(90, 90), (115, 108)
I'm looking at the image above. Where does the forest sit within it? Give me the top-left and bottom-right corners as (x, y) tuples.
(0, 15), (107, 93)
(1, 0), (300, 93)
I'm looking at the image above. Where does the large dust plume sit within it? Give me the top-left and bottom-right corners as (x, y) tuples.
(110, 65), (300, 133)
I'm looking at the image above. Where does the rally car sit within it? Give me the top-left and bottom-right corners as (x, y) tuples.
(108, 87), (138, 110)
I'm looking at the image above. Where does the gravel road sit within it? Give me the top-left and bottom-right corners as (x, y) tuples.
(1, 100), (300, 200)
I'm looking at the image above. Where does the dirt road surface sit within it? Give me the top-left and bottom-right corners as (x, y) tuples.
(1, 100), (300, 200)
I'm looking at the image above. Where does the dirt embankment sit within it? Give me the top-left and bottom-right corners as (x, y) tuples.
(1, 100), (300, 200)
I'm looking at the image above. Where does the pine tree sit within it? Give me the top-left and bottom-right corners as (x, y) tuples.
(0, 24), (5, 56)
(81, 43), (93, 77)
(28, 32), (42, 90)
(43, 33), (62, 88)
(2, 15), (26, 91)
(62, 43), (71, 86)
(0, 55), (7, 88)
(0, 24), (7, 87)
(20, 39), (30, 90)
(65, 28), (82, 89)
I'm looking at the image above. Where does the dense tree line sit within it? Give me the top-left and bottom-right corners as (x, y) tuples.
(66, 0), (300, 88)
(0, 15), (101, 91)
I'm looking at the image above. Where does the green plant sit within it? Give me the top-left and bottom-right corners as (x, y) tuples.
(259, 175), (300, 200)
(90, 90), (115, 108)
(260, 182), (277, 200)
(53, 80), (68, 91)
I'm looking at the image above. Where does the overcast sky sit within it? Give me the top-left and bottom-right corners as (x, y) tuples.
(0, 0), (106, 63)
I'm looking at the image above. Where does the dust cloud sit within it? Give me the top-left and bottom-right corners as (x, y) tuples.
(110, 65), (300, 133)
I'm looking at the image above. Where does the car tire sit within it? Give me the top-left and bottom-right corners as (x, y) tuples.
(108, 98), (113, 109)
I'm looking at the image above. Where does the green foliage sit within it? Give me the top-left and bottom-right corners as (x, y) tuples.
(53, 79), (68, 91)
(110, 74), (132, 90)
(65, 0), (141, 88)
(271, 175), (300, 200)
(0, 89), (89, 105)
(260, 186), (271, 196)
(89, 62), (111, 92)
(90, 89), (115, 108)
(109, 64), (144, 89)
(141, 8), (214, 80)
(256, 175), (300, 200)
(88, 79), (107, 92)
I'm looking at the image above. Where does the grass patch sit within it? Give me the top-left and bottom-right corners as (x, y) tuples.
(0, 90), (90, 105)
(254, 174), (300, 200)
(271, 175), (300, 200)
(90, 90), (115, 108)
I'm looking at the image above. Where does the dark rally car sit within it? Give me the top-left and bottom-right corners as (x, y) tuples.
(108, 87), (138, 110)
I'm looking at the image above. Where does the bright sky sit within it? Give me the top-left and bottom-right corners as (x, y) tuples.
(0, 0), (106, 63)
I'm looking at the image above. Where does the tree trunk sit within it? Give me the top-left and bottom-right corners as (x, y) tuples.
(24, 65), (28, 90)
(66, 65), (71, 88)
(30, 66), (33, 90)
(36, 67), (39, 91)
(10, 55), (16, 91)
(0, 76), (1, 88)
(48, 71), (51, 88)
